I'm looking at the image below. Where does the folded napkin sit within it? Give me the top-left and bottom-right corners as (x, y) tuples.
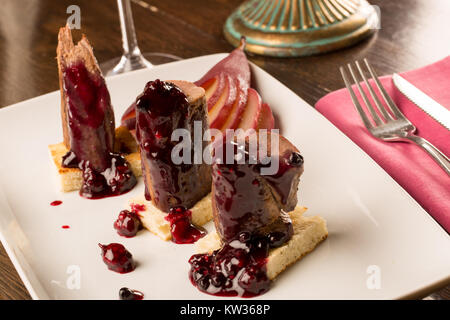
(316, 56), (450, 233)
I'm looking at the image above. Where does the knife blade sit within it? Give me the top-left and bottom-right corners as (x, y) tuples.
(392, 73), (450, 131)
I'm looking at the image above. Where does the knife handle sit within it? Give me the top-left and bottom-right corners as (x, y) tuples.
(406, 134), (450, 176)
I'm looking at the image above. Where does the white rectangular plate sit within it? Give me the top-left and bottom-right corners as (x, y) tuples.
(0, 54), (449, 300)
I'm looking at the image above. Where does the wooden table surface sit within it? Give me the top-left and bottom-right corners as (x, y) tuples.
(0, 0), (449, 300)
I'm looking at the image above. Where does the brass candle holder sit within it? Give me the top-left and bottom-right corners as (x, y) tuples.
(224, 0), (379, 57)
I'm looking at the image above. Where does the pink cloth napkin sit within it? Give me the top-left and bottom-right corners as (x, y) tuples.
(316, 56), (450, 233)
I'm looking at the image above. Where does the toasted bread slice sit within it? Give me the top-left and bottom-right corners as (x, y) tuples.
(195, 207), (327, 280)
(128, 193), (213, 241)
(49, 127), (141, 192)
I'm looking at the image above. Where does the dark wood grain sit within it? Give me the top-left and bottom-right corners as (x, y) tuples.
(0, 0), (449, 300)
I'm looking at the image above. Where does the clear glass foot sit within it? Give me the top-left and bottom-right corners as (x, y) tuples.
(101, 52), (181, 76)
(101, 0), (181, 76)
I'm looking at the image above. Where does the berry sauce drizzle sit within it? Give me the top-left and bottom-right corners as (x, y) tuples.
(164, 206), (206, 244)
(119, 287), (144, 300)
(61, 62), (136, 199)
(188, 233), (271, 298)
(114, 210), (143, 238)
(98, 243), (135, 273)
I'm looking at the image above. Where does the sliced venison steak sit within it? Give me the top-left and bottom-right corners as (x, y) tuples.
(211, 131), (304, 246)
(135, 79), (211, 212)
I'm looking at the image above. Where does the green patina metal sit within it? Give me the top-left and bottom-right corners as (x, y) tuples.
(223, 0), (379, 57)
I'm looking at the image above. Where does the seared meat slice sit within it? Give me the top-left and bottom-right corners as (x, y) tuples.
(211, 131), (304, 246)
(56, 25), (136, 198)
(57, 25), (115, 172)
(135, 79), (211, 212)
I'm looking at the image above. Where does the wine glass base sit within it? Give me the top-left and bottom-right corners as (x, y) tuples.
(143, 52), (182, 65)
(100, 52), (181, 76)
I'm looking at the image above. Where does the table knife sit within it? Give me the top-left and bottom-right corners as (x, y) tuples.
(392, 73), (450, 131)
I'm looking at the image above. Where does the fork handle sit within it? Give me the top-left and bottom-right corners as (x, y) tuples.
(405, 134), (450, 176)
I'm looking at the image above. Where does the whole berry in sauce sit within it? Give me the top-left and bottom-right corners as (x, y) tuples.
(119, 287), (144, 300)
(114, 210), (142, 237)
(98, 243), (136, 273)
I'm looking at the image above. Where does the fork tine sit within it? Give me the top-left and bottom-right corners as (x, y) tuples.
(363, 59), (406, 120)
(355, 61), (394, 122)
(349, 62), (383, 126)
(339, 66), (373, 130)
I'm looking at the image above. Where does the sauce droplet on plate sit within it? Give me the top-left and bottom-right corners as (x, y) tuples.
(119, 287), (144, 300)
(98, 243), (136, 273)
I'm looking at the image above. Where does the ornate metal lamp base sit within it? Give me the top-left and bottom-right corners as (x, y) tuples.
(224, 0), (379, 57)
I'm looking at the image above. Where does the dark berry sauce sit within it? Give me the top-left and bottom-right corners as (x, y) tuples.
(114, 210), (142, 238)
(119, 287), (144, 300)
(98, 243), (135, 273)
(50, 200), (62, 206)
(188, 234), (271, 297)
(135, 79), (211, 212)
(211, 134), (301, 243)
(75, 153), (136, 199)
(164, 206), (206, 244)
(63, 150), (136, 200)
(61, 61), (136, 199)
(289, 151), (304, 166)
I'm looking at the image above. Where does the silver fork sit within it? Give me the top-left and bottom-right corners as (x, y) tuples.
(340, 59), (450, 176)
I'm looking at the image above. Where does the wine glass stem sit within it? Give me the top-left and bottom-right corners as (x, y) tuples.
(117, 0), (141, 58)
